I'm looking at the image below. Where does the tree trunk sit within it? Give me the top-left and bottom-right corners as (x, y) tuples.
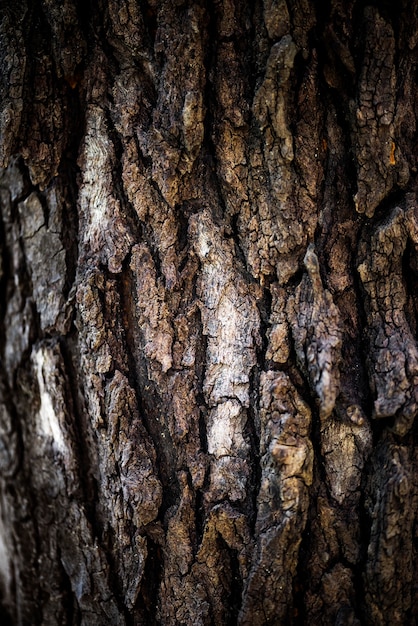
(1, 1), (418, 624)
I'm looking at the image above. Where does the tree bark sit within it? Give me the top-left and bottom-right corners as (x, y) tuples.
(1, 1), (418, 624)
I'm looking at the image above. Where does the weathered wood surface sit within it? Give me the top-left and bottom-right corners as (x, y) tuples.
(1, 1), (418, 624)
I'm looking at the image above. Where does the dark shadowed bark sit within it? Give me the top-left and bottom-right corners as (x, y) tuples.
(1, 1), (418, 624)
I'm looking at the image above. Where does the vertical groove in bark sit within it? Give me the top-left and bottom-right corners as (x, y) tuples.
(1, 1), (418, 624)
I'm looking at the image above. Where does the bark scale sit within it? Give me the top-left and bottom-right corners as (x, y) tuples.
(0, 1), (418, 624)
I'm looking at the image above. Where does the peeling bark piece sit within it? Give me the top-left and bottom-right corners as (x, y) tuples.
(364, 439), (416, 625)
(239, 371), (313, 625)
(357, 205), (418, 436)
(288, 244), (343, 419)
(351, 7), (409, 218)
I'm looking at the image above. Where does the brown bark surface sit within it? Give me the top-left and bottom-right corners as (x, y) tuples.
(1, 1), (418, 624)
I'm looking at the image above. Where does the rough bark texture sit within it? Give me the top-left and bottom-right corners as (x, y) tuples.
(1, 1), (418, 624)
